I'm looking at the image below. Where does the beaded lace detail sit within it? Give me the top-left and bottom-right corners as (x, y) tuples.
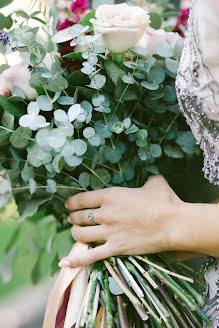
(175, 1), (219, 186)
(175, 1), (219, 326)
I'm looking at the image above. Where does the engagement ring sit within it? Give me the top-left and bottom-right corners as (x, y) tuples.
(88, 208), (96, 225)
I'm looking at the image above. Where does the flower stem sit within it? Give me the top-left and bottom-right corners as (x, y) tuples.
(104, 271), (114, 328)
(136, 255), (194, 283)
(104, 260), (141, 306)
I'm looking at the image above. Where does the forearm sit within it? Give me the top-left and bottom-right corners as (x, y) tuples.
(172, 202), (219, 257)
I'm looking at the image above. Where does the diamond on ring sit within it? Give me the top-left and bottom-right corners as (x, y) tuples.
(88, 208), (96, 225)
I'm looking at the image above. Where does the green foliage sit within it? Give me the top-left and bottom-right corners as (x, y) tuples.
(0, 0), (13, 8)
(0, 95), (25, 118)
(149, 12), (162, 30)
(78, 9), (96, 27)
(0, 1), (201, 290)
(0, 13), (13, 29)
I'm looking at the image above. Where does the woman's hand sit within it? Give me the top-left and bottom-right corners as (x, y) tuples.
(59, 175), (184, 268)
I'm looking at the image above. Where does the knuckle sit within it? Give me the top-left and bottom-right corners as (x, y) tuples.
(103, 187), (119, 201)
(75, 193), (85, 207)
(71, 226), (85, 242)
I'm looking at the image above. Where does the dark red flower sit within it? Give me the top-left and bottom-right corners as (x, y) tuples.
(58, 19), (77, 31)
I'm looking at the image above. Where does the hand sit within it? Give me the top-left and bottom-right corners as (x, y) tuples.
(59, 175), (184, 268)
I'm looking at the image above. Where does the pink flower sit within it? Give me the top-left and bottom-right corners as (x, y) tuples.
(172, 8), (189, 37)
(177, 8), (190, 26)
(0, 62), (37, 100)
(0, 54), (56, 100)
(71, 0), (89, 21)
(136, 27), (184, 58)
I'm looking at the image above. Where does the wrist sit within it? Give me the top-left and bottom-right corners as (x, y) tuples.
(167, 201), (194, 252)
(169, 201), (219, 257)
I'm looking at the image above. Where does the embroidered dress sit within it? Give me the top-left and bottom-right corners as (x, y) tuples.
(175, 0), (219, 326)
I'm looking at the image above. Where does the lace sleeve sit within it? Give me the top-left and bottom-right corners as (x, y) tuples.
(176, 0), (219, 185)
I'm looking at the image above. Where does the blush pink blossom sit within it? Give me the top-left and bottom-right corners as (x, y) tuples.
(136, 27), (184, 58)
(0, 62), (37, 100)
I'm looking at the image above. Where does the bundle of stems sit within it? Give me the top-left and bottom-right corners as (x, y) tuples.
(74, 254), (210, 328)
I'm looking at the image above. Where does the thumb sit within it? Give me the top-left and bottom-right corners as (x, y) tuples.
(58, 244), (111, 268)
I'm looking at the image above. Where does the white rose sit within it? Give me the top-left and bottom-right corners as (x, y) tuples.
(0, 53), (57, 100)
(92, 3), (150, 53)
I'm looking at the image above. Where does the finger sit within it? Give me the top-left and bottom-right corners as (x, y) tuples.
(68, 208), (103, 226)
(59, 243), (112, 268)
(71, 225), (107, 243)
(65, 190), (105, 211)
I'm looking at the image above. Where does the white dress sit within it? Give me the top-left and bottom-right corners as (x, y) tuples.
(175, 0), (219, 327)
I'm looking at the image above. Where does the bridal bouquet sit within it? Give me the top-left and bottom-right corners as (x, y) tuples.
(0, 0), (209, 327)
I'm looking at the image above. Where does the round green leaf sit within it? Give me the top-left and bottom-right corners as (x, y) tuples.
(149, 66), (165, 84)
(64, 155), (83, 167)
(79, 172), (90, 188)
(83, 127), (95, 139)
(150, 144), (162, 158)
(9, 127), (32, 149)
(164, 144), (184, 158)
(94, 120), (112, 138)
(90, 168), (111, 190)
(48, 77), (68, 92)
(104, 147), (122, 164)
(141, 81), (159, 90)
(37, 95), (53, 111)
(156, 41), (174, 58)
(71, 139), (87, 156)
(165, 58), (179, 74)
(149, 12), (162, 30)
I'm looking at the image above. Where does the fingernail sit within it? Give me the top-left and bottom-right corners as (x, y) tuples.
(58, 259), (71, 268)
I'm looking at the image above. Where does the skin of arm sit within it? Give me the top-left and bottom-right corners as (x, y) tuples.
(59, 175), (219, 268)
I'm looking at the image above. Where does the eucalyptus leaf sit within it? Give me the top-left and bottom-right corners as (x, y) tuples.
(104, 60), (124, 85)
(156, 41), (174, 58)
(57, 96), (75, 105)
(89, 74), (106, 90)
(37, 95), (53, 111)
(109, 277), (124, 295)
(0, 95), (25, 118)
(9, 127), (32, 149)
(2, 110), (14, 130)
(90, 168), (111, 189)
(64, 155), (83, 167)
(79, 172), (90, 188)
(104, 147), (122, 163)
(141, 81), (159, 90)
(150, 144), (162, 158)
(48, 77), (68, 92)
(149, 66), (165, 84)
(78, 9), (96, 27)
(165, 58), (179, 74)
(0, 128), (12, 143)
(19, 196), (52, 221)
(71, 139), (87, 156)
(52, 24), (88, 43)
